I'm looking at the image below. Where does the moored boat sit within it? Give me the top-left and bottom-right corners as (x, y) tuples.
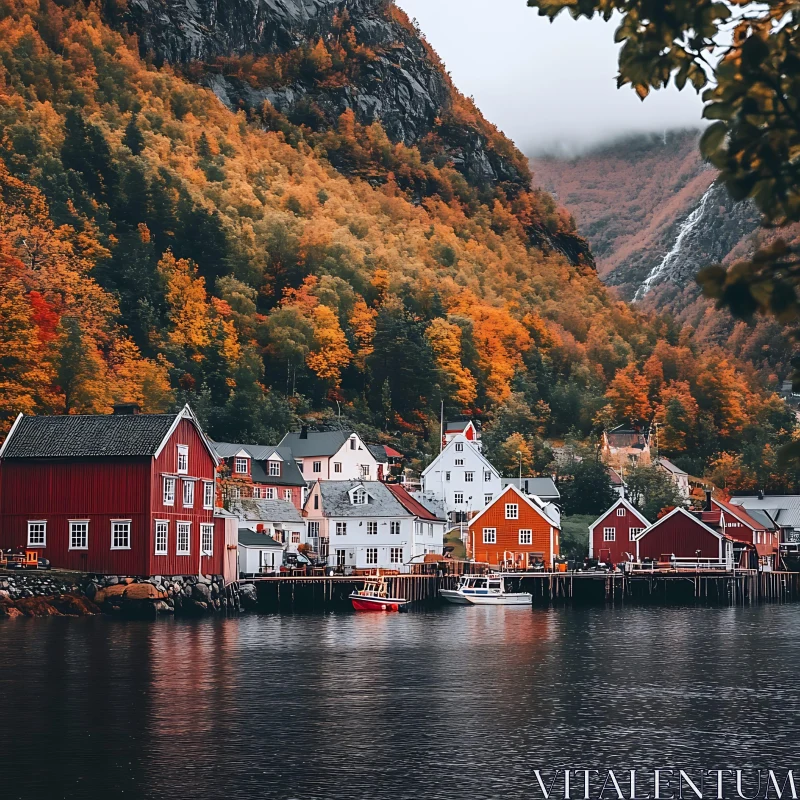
(350, 575), (409, 612)
(440, 574), (531, 606)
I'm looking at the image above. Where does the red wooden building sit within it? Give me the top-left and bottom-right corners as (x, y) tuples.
(468, 484), (561, 569)
(588, 497), (649, 565)
(0, 404), (227, 577)
(711, 496), (779, 569)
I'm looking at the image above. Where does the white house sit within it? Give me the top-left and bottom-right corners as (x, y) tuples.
(229, 498), (306, 553)
(420, 433), (502, 520)
(304, 480), (446, 572)
(279, 428), (379, 482)
(237, 529), (285, 576)
(656, 457), (690, 500)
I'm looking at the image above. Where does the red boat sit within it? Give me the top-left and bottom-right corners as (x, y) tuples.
(349, 576), (409, 612)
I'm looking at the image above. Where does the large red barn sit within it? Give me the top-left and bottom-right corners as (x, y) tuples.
(0, 404), (227, 578)
(588, 497), (649, 565)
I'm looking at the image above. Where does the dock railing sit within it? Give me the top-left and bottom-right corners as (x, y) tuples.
(631, 557), (731, 573)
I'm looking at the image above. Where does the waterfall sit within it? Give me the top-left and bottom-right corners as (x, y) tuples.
(634, 184), (716, 301)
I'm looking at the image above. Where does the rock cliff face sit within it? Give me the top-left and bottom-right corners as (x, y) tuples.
(121, 0), (591, 264)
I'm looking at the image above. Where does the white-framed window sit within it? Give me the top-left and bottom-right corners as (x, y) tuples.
(155, 520), (168, 555)
(603, 527), (616, 542)
(505, 503), (519, 520)
(484, 494), (493, 505)
(269, 461), (281, 477)
(390, 547), (403, 564)
(336, 549), (346, 567)
(313, 461), (322, 473)
(284, 489), (292, 501)
(519, 529), (532, 545)
(203, 481), (214, 509)
(454, 492), (464, 504)
(163, 476), (176, 506)
(230, 487), (241, 500)
(365, 547), (378, 565)
(253, 487), (262, 499)
(307, 521), (320, 538)
(391, 521), (401, 535)
(455, 458), (464, 466)
(200, 523), (214, 556)
(334, 462), (342, 473)
(428, 523), (433, 537)
(629, 527), (643, 541)
(27, 520), (46, 547)
(111, 520), (131, 550)
(616, 508), (625, 517)
(465, 471), (474, 482)
(336, 522), (347, 536)
(291, 531), (300, 544)
(455, 442), (464, 452)
(353, 489), (367, 505)
(177, 445), (188, 474)
(415, 521), (423, 537)
(360, 465), (370, 479)
(483, 528), (496, 544)
(484, 471), (492, 482)
(177, 522), (191, 555)
(350, 437), (357, 450)
(235, 457), (249, 474)
(69, 520), (89, 550)
(266, 487), (275, 500)
(367, 521), (378, 535)
(445, 471), (451, 481)
(183, 480), (195, 508)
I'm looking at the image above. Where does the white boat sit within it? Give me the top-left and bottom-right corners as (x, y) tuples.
(440, 575), (532, 606)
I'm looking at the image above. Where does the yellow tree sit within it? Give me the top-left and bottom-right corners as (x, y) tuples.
(425, 317), (476, 410)
(306, 304), (352, 386)
(350, 296), (377, 369)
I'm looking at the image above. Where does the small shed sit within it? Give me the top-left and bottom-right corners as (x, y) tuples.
(238, 529), (285, 576)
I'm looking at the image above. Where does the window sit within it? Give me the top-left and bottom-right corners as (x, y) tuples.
(177, 445), (188, 474)
(183, 480), (195, 508)
(455, 459), (464, 466)
(200, 523), (214, 556)
(428, 524), (433, 537)
(365, 547), (378, 565)
(27, 521), (46, 547)
(313, 494), (319, 509)
(336, 549), (346, 567)
(465, 471), (474, 482)
(616, 508), (625, 517)
(230, 487), (241, 500)
(519, 529), (532, 545)
(367, 521), (378, 535)
(284, 489), (292, 501)
(505, 503), (519, 520)
(111, 520), (131, 550)
(455, 442), (464, 452)
(484, 471), (492, 482)
(313, 461), (322, 473)
(297, 460), (304, 472)
(445, 472), (451, 481)
(235, 457), (249, 474)
(253, 487), (263, 499)
(69, 521), (88, 550)
(360, 465), (370, 479)
(177, 522), (191, 555)
(163, 477), (176, 506)
(336, 522), (347, 536)
(203, 481), (214, 509)
(391, 521), (401, 535)
(603, 527), (616, 542)
(629, 527), (644, 541)
(485, 494), (493, 505)
(415, 521), (423, 537)
(266, 487), (275, 500)
(350, 438), (357, 450)
(307, 521), (320, 538)
(454, 492), (464, 504)
(155, 521), (168, 555)
(483, 528), (496, 544)
(334, 462), (342, 473)
(390, 547), (403, 564)
(353, 489), (367, 505)
(269, 461), (281, 477)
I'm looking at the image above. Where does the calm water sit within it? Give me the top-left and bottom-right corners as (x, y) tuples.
(1, 605), (799, 800)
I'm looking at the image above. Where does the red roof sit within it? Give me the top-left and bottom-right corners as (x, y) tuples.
(384, 446), (403, 458)
(713, 497), (770, 532)
(386, 484), (441, 521)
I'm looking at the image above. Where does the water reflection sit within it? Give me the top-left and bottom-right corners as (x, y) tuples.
(1, 606), (799, 800)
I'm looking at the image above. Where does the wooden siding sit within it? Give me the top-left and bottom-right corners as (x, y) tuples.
(468, 487), (558, 568)
(637, 513), (721, 560)
(591, 505), (645, 564)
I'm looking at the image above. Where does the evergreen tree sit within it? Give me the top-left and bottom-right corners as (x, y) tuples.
(61, 109), (117, 205)
(559, 458), (618, 517)
(123, 114), (145, 156)
(625, 464), (686, 521)
(56, 317), (103, 413)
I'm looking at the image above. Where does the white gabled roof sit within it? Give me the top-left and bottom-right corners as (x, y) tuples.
(468, 483), (561, 530)
(154, 404), (220, 466)
(634, 506), (721, 541)
(589, 497), (650, 532)
(421, 432), (499, 478)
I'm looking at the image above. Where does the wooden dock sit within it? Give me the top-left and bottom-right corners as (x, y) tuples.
(244, 569), (799, 612)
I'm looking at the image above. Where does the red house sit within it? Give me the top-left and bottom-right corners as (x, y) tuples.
(0, 404), (226, 578)
(588, 497), (649, 565)
(711, 496), (779, 570)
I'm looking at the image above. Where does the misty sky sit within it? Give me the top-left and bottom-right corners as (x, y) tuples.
(396, 0), (704, 156)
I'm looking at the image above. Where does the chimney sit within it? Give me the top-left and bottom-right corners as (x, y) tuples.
(257, 524), (264, 533)
(758, 489), (764, 500)
(300, 425), (308, 440)
(112, 402), (140, 415)
(705, 489), (713, 512)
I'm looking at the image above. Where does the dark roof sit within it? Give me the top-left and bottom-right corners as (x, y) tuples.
(446, 420), (476, 432)
(386, 484), (445, 521)
(237, 529), (284, 548)
(367, 444), (388, 462)
(230, 498), (304, 524)
(213, 442), (305, 486)
(279, 430), (353, 458)
(316, 480), (409, 517)
(1, 413), (178, 459)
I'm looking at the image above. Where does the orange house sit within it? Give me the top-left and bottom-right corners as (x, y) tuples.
(468, 485), (561, 569)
